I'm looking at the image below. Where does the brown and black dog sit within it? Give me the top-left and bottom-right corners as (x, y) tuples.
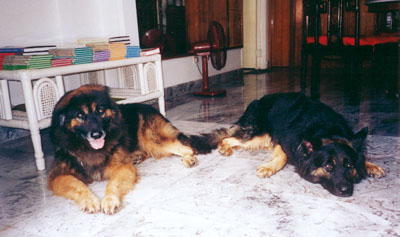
(48, 84), (210, 214)
(207, 93), (386, 197)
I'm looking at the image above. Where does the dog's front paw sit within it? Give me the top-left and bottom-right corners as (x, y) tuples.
(79, 195), (101, 213)
(218, 143), (233, 156)
(367, 165), (386, 178)
(182, 155), (198, 168)
(101, 195), (121, 215)
(256, 164), (277, 178)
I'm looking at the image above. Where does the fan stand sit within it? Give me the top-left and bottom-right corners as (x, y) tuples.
(193, 52), (226, 97)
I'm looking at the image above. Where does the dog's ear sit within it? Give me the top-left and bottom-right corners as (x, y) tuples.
(52, 111), (66, 128)
(58, 114), (66, 127)
(352, 127), (368, 152)
(297, 140), (314, 158)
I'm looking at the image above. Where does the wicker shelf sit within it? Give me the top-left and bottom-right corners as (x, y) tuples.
(0, 55), (165, 170)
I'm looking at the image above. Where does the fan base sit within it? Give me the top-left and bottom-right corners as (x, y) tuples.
(193, 89), (226, 97)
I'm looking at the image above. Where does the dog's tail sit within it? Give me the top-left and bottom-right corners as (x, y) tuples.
(177, 126), (235, 154)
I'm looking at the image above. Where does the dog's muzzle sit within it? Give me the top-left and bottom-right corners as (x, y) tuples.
(86, 130), (106, 150)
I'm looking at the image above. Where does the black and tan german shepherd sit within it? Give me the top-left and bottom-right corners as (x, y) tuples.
(48, 84), (210, 214)
(209, 93), (385, 197)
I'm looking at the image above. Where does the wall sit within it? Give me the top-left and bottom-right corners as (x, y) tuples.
(162, 48), (242, 88)
(0, 0), (63, 45)
(0, 0), (139, 46)
(243, 0), (257, 68)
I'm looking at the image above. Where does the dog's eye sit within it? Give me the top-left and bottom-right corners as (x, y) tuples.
(324, 164), (334, 172)
(97, 106), (105, 114)
(345, 163), (354, 169)
(77, 112), (85, 119)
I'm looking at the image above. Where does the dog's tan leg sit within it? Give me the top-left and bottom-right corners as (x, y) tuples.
(218, 137), (243, 156)
(218, 134), (273, 156)
(102, 163), (137, 215)
(365, 161), (385, 178)
(138, 116), (198, 168)
(256, 144), (287, 178)
(49, 175), (100, 213)
(241, 135), (273, 150)
(162, 141), (198, 168)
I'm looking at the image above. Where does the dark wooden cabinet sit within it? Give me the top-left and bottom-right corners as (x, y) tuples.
(185, 0), (243, 49)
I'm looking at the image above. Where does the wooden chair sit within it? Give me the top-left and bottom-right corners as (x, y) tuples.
(301, 0), (373, 98)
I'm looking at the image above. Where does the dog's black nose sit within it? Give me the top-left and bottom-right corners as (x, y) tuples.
(90, 131), (103, 139)
(339, 185), (350, 194)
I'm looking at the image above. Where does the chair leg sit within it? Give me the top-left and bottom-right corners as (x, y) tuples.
(301, 50), (308, 93)
(310, 54), (321, 99)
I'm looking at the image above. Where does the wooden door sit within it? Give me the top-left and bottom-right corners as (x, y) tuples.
(269, 0), (292, 67)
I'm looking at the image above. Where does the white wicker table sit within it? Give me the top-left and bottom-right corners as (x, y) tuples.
(0, 54), (165, 171)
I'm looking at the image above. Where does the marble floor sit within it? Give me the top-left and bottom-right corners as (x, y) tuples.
(0, 68), (399, 236)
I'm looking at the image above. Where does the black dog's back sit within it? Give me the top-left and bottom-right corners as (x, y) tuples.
(238, 93), (355, 158)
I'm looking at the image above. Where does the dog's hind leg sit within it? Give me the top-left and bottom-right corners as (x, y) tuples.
(162, 140), (198, 168)
(218, 128), (273, 156)
(365, 161), (385, 178)
(256, 144), (287, 178)
(138, 115), (198, 168)
(49, 175), (101, 213)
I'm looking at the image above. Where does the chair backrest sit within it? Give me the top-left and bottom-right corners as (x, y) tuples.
(303, 0), (360, 48)
(327, 0), (344, 46)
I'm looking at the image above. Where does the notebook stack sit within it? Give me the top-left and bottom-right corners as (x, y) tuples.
(93, 50), (110, 62)
(49, 47), (93, 65)
(0, 53), (16, 70)
(140, 47), (161, 56)
(126, 45), (141, 58)
(49, 48), (75, 57)
(0, 47), (24, 54)
(87, 43), (110, 62)
(28, 55), (53, 69)
(22, 45), (56, 56)
(77, 38), (109, 45)
(109, 36), (130, 45)
(109, 43), (126, 60)
(49, 48), (75, 65)
(51, 58), (73, 67)
(73, 47), (93, 64)
(2, 55), (30, 70)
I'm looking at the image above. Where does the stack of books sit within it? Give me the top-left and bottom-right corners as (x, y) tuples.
(28, 55), (53, 69)
(126, 45), (141, 58)
(77, 38), (108, 45)
(49, 48), (75, 57)
(93, 50), (110, 62)
(0, 47), (24, 54)
(51, 58), (73, 67)
(140, 47), (161, 56)
(0, 47), (23, 69)
(109, 43), (126, 60)
(2, 55), (30, 70)
(87, 43), (110, 62)
(49, 46), (93, 65)
(73, 47), (93, 64)
(109, 36), (130, 45)
(22, 45), (56, 56)
(0, 53), (16, 70)
(49, 48), (75, 66)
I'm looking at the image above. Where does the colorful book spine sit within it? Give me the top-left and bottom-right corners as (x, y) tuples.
(0, 47), (24, 53)
(140, 47), (160, 56)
